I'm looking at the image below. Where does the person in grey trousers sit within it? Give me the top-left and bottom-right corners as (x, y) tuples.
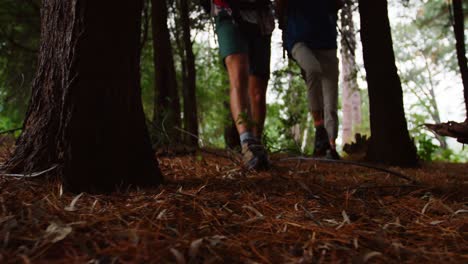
(276, 0), (343, 159)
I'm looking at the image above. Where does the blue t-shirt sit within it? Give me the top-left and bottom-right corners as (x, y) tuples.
(285, 0), (338, 52)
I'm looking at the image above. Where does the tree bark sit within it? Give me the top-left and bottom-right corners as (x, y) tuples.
(358, 0), (418, 166)
(180, 0), (199, 147)
(152, 0), (181, 143)
(340, 0), (362, 144)
(452, 0), (468, 118)
(4, 0), (163, 192)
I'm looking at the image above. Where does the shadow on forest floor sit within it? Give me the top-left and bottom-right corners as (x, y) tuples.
(0, 149), (467, 263)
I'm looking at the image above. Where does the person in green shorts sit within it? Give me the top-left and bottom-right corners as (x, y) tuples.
(211, 0), (274, 170)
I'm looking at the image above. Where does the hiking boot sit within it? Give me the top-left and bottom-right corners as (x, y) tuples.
(325, 148), (341, 160)
(241, 139), (270, 171)
(312, 126), (331, 157)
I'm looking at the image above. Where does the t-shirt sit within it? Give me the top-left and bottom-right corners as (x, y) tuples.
(211, 0), (275, 35)
(285, 0), (338, 52)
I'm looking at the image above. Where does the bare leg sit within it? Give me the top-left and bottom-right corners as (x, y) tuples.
(225, 53), (251, 135)
(248, 75), (268, 139)
(226, 54), (270, 169)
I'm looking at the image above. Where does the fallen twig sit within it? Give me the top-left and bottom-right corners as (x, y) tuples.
(0, 164), (58, 178)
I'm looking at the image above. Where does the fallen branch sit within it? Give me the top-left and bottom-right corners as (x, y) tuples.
(0, 164), (58, 178)
(425, 119), (468, 144)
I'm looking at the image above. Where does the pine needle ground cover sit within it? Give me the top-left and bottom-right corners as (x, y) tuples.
(0, 150), (466, 263)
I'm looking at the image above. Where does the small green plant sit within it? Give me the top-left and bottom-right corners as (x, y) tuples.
(417, 135), (438, 161)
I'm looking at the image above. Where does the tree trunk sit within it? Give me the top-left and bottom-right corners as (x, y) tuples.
(152, 0), (181, 143)
(452, 0), (468, 118)
(340, 0), (362, 144)
(358, 0), (418, 166)
(4, 0), (163, 192)
(427, 85), (447, 148)
(180, 0), (199, 147)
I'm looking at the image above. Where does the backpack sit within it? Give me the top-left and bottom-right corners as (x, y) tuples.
(225, 0), (271, 26)
(199, 0), (211, 13)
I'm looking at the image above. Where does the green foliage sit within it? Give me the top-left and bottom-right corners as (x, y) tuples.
(356, 88), (371, 138)
(416, 134), (439, 161)
(0, 113), (16, 131)
(416, 134), (468, 162)
(0, 0), (40, 129)
(264, 61), (314, 154)
(0, 0), (466, 164)
(407, 112), (467, 162)
(390, 0), (468, 162)
(194, 42), (230, 147)
(140, 38), (155, 121)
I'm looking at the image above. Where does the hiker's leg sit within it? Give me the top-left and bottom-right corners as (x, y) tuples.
(248, 76), (268, 138)
(316, 49), (339, 148)
(300, 69), (324, 127)
(292, 43), (323, 125)
(215, 11), (270, 170)
(293, 43), (331, 155)
(225, 53), (251, 135)
(215, 11), (252, 137)
(248, 33), (271, 139)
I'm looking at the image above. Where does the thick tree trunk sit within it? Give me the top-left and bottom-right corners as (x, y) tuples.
(180, 0), (199, 147)
(152, 0), (181, 143)
(358, 0), (418, 166)
(340, 0), (362, 144)
(4, 0), (163, 192)
(452, 0), (468, 117)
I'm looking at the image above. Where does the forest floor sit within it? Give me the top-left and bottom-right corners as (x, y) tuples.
(0, 148), (467, 263)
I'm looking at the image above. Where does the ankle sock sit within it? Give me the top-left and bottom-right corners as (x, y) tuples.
(240, 131), (256, 144)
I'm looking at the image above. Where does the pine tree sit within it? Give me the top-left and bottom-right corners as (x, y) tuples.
(4, 0), (163, 192)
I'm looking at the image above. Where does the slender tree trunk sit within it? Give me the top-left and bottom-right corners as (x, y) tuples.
(358, 0), (418, 166)
(152, 0), (181, 143)
(427, 85), (447, 148)
(180, 0), (199, 147)
(340, 0), (361, 144)
(452, 0), (468, 118)
(351, 88), (362, 133)
(4, 0), (163, 192)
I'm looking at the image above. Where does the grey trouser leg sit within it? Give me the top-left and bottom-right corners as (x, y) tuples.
(291, 42), (339, 141)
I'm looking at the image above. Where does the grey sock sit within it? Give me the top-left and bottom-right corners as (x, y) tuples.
(240, 132), (255, 144)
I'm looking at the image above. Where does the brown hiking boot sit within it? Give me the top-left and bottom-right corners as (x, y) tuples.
(241, 139), (270, 171)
